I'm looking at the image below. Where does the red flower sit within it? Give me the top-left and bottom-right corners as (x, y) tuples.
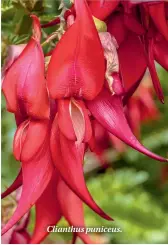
(47, 0), (105, 100)
(2, 169), (94, 244)
(107, 1), (168, 103)
(30, 172), (94, 244)
(2, 129), (54, 236)
(2, 15), (49, 119)
(86, 89), (166, 162)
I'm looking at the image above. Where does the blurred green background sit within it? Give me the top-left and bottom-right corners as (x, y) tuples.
(1, 0), (168, 243)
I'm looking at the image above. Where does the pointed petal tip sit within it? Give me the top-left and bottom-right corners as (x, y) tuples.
(30, 14), (41, 41)
(51, 121), (113, 221)
(102, 214), (114, 221)
(1, 170), (22, 199)
(30, 14), (39, 20)
(87, 90), (167, 163)
(161, 98), (165, 104)
(158, 94), (164, 104)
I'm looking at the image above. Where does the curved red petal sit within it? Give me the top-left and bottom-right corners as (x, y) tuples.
(16, 39), (49, 119)
(123, 14), (145, 35)
(41, 17), (60, 28)
(1, 169), (22, 199)
(11, 231), (30, 244)
(15, 111), (28, 127)
(118, 33), (147, 90)
(20, 120), (49, 162)
(13, 120), (49, 162)
(72, 233), (78, 244)
(112, 73), (125, 96)
(107, 13), (128, 46)
(77, 100), (92, 142)
(57, 99), (76, 141)
(86, 89), (168, 162)
(149, 3), (168, 42)
(15, 212), (30, 231)
(47, 0), (105, 100)
(2, 17), (49, 119)
(13, 120), (29, 161)
(154, 35), (168, 71)
(50, 117), (113, 221)
(88, 0), (119, 20)
(2, 44), (26, 114)
(148, 39), (164, 103)
(30, 15), (41, 41)
(2, 142), (54, 235)
(2, 71), (18, 114)
(30, 171), (62, 244)
(57, 178), (95, 244)
(70, 99), (85, 143)
(58, 99), (92, 143)
(1, 44), (26, 83)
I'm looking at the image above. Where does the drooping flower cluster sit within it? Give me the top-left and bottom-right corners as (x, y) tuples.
(89, 73), (161, 167)
(1, 0), (168, 244)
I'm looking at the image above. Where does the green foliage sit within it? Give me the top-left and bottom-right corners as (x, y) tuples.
(85, 169), (168, 244)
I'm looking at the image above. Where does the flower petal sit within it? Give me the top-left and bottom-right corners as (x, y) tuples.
(122, 70), (146, 106)
(50, 117), (113, 221)
(148, 39), (164, 103)
(78, 100), (92, 142)
(58, 99), (92, 143)
(149, 3), (168, 42)
(2, 142), (54, 235)
(107, 13), (128, 46)
(70, 99), (86, 143)
(57, 99), (76, 141)
(13, 120), (49, 162)
(1, 169), (22, 199)
(10, 230), (30, 244)
(88, 0), (119, 20)
(2, 15), (49, 119)
(16, 38), (49, 119)
(1, 44), (26, 83)
(154, 34), (168, 71)
(30, 15), (41, 41)
(30, 171), (61, 244)
(86, 89), (168, 162)
(47, 0), (105, 100)
(13, 120), (29, 161)
(118, 33), (147, 91)
(123, 14), (145, 35)
(57, 178), (94, 244)
(15, 111), (28, 127)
